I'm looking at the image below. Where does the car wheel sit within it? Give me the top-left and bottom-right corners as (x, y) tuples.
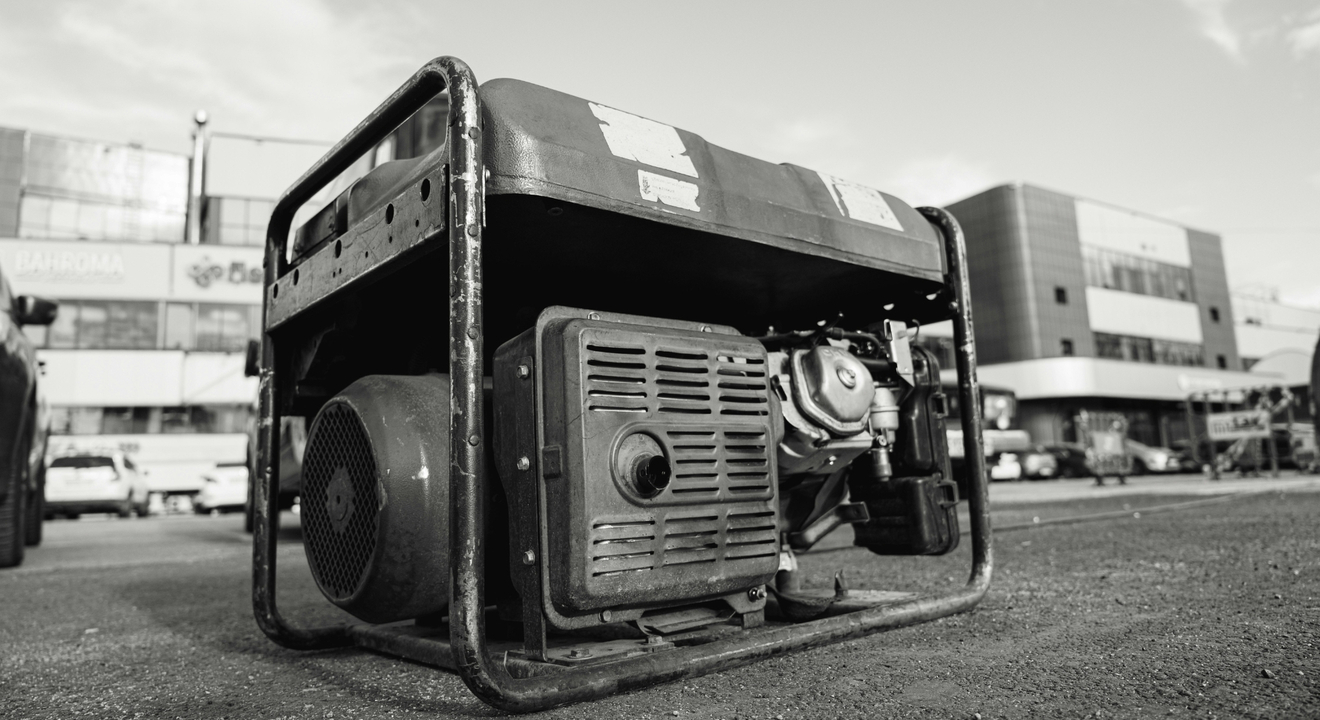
(135, 500), (150, 518)
(1132, 459), (1148, 476)
(0, 444), (27, 568)
(116, 501), (132, 519)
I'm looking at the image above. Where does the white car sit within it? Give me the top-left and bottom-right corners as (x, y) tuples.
(988, 452), (1023, 481)
(45, 453), (150, 519)
(194, 463), (250, 514)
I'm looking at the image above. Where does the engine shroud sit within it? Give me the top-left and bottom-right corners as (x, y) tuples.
(495, 307), (781, 624)
(300, 374), (451, 624)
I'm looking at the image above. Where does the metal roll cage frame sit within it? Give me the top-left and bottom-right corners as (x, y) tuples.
(253, 56), (993, 713)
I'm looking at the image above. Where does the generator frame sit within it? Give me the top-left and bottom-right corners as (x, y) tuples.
(252, 56), (994, 713)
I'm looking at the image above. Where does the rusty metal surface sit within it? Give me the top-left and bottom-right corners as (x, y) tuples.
(264, 162), (446, 330)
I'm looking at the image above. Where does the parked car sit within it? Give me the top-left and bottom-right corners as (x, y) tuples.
(988, 452), (1023, 481)
(0, 264), (58, 568)
(1041, 443), (1093, 479)
(1020, 446), (1059, 479)
(194, 463), (250, 514)
(1124, 439), (1180, 474)
(44, 453), (150, 519)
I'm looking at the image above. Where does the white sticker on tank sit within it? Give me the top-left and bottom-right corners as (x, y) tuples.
(638, 169), (700, 212)
(590, 103), (699, 178)
(817, 172), (904, 232)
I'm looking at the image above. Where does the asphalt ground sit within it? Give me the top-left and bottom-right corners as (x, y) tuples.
(1, 474), (1317, 719)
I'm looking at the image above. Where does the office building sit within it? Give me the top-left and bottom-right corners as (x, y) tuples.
(924, 183), (1270, 448)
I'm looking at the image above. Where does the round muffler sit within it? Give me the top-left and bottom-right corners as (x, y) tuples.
(300, 374), (450, 624)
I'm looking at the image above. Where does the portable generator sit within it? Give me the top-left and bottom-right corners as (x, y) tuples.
(252, 56), (991, 712)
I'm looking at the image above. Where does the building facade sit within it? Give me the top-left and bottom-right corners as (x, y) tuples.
(0, 97), (448, 494)
(931, 183), (1269, 448)
(0, 126), (262, 492)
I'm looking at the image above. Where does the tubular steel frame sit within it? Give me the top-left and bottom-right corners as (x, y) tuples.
(253, 56), (993, 713)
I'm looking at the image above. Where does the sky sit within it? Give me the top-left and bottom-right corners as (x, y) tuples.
(1, 0), (1317, 307)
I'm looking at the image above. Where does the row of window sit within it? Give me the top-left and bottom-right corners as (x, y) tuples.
(19, 193), (187, 244)
(1093, 332), (1210, 367)
(22, 300), (260, 352)
(50, 405), (252, 436)
(1081, 244), (1196, 302)
(16, 193), (275, 247)
(203, 196), (273, 247)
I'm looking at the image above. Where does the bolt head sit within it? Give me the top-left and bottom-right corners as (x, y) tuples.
(517, 456), (530, 471)
(516, 364), (531, 379)
(748, 586), (765, 601)
(600, 610), (612, 623)
(588, 312), (601, 320)
(521, 550), (536, 565)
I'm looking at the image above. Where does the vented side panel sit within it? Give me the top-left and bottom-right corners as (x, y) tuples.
(539, 316), (781, 614)
(301, 402), (379, 601)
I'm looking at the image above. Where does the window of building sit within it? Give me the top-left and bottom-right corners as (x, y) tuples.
(1081, 245), (1196, 302)
(1209, 306), (1220, 323)
(1094, 332), (1204, 367)
(48, 405), (251, 435)
(195, 303), (258, 352)
(30, 300), (260, 351)
(35, 300), (159, 350)
(1060, 338), (1074, 356)
(1054, 286), (1068, 305)
(204, 196), (274, 246)
(101, 407), (153, 434)
(1216, 354), (1227, 369)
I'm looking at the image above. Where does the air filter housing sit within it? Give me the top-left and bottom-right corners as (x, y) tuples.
(301, 374), (450, 624)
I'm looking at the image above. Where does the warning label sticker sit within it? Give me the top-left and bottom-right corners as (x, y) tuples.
(638, 169), (700, 212)
(590, 103), (698, 178)
(817, 172), (904, 232)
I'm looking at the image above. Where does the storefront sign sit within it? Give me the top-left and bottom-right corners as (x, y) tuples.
(0, 239), (171, 299)
(170, 244), (264, 303)
(1206, 410), (1271, 441)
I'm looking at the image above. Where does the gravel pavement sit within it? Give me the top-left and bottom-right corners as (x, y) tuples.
(1, 478), (1317, 719)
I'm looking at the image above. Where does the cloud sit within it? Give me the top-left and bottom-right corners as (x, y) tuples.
(1287, 9), (1320, 58)
(883, 155), (997, 209)
(1178, 0), (1244, 61)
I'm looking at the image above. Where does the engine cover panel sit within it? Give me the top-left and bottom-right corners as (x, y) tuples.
(500, 308), (781, 619)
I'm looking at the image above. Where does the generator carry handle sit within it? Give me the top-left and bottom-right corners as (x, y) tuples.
(252, 56), (994, 713)
(252, 56), (479, 651)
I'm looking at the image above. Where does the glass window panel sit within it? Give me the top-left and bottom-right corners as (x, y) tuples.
(219, 224), (247, 245)
(48, 407), (73, 435)
(247, 305), (262, 339)
(76, 301), (108, 348)
(68, 407), (103, 435)
(103, 205), (126, 240)
(48, 300), (77, 348)
(49, 198), (79, 233)
(189, 406), (217, 433)
(18, 195), (51, 237)
(247, 199), (273, 230)
(161, 407), (191, 433)
(164, 302), (194, 350)
(76, 202), (105, 239)
(196, 304), (247, 351)
(104, 301), (158, 349)
(101, 407), (136, 434)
